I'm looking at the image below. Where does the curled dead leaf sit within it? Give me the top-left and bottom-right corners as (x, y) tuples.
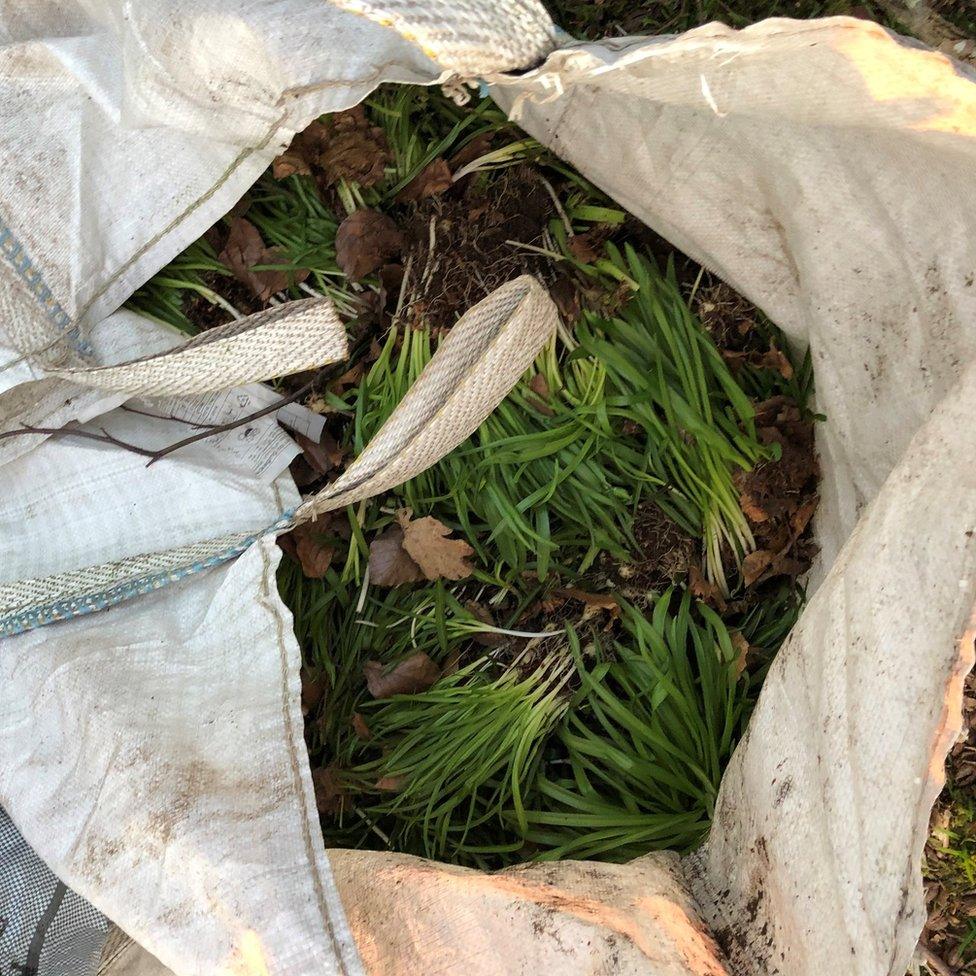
(731, 631), (752, 678)
(336, 209), (404, 281)
(273, 120), (329, 181)
(396, 158), (453, 203)
(317, 106), (390, 188)
(554, 587), (620, 622)
(369, 526), (425, 586)
(218, 217), (298, 302)
(364, 652), (441, 699)
(281, 518), (336, 579)
(742, 549), (776, 587)
(272, 149), (311, 180)
(351, 712), (372, 741)
(549, 277), (581, 323)
(568, 231), (602, 264)
(740, 491), (770, 524)
(759, 347), (794, 380)
(688, 565), (728, 613)
(790, 495), (819, 536)
(312, 766), (346, 815)
(396, 509), (474, 581)
(329, 362), (366, 395)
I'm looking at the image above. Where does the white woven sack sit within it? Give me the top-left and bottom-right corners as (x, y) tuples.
(1, 3), (974, 976)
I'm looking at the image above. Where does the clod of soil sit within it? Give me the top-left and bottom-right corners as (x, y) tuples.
(400, 164), (555, 330)
(612, 502), (697, 596)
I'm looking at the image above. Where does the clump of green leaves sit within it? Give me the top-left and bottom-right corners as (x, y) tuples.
(331, 588), (747, 867)
(279, 559), (497, 757)
(346, 249), (774, 589)
(347, 652), (573, 862)
(352, 324), (659, 583)
(577, 245), (773, 590)
(520, 590), (749, 861)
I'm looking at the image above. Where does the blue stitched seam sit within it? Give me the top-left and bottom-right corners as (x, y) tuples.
(0, 210), (94, 357)
(0, 509), (296, 638)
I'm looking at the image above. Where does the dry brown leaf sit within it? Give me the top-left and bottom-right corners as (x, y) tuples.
(396, 158), (453, 202)
(526, 592), (569, 620)
(568, 231), (602, 264)
(742, 549), (776, 587)
(760, 347), (795, 379)
(218, 217), (293, 302)
(731, 631), (752, 678)
(335, 209), (404, 281)
(295, 431), (345, 477)
(329, 362), (366, 395)
(740, 491), (770, 524)
(273, 120), (330, 181)
(316, 106), (390, 188)
(688, 565), (729, 613)
(312, 766), (346, 815)
(292, 521), (336, 579)
(300, 666), (328, 716)
(549, 277), (581, 323)
(280, 518), (336, 579)
(554, 587), (620, 621)
(721, 350), (750, 373)
(396, 509), (474, 581)
(272, 149), (312, 180)
(790, 495), (819, 536)
(351, 712), (372, 741)
(364, 652), (440, 698)
(375, 775), (406, 792)
(369, 526), (425, 586)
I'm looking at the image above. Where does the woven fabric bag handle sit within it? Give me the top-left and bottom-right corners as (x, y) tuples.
(45, 298), (348, 398)
(295, 274), (556, 522)
(0, 276), (557, 636)
(321, 0), (558, 76)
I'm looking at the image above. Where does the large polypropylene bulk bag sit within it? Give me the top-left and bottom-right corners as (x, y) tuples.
(1, 3), (974, 975)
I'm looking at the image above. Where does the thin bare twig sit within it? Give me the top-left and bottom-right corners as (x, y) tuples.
(0, 336), (372, 466)
(145, 339), (376, 465)
(0, 424), (157, 457)
(145, 378), (317, 466)
(120, 404), (216, 429)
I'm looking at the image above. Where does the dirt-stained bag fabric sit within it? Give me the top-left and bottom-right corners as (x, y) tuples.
(0, 3), (974, 976)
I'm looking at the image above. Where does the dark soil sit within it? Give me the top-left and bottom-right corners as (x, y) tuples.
(610, 502), (698, 597)
(183, 272), (262, 331)
(400, 165), (556, 330)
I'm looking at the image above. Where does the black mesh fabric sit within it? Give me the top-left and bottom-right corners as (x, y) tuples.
(1, 807), (108, 976)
